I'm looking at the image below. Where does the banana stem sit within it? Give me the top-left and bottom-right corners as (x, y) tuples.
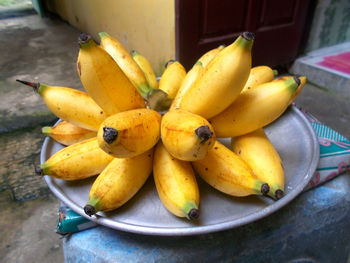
(182, 201), (199, 220)
(16, 79), (40, 92)
(260, 183), (270, 196)
(84, 196), (101, 216)
(195, 125), (214, 144)
(103, 127), (119, 144)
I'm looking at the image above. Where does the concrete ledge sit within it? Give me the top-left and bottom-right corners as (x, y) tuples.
(290, 42), (350, 99)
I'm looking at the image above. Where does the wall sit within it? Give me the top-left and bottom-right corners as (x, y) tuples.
(305, 0), (350, 52)
(45, 0), (175, 76)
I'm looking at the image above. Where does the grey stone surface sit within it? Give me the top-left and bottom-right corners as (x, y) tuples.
(0, 192), (64, 263)
(294, 82), (350, 140)
(0, 13), (82, 133)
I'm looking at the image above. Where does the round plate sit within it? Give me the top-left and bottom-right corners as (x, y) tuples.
(41, 105), (319, 236)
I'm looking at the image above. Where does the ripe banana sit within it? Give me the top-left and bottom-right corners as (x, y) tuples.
(36, 137), (114, 180)
(98, 32), (151, 99)
(16, 80), (107, 131)
(158, 60), (186, 100)
(97, 108), (161, 158)
(161, 109), (216, 161)
(153, 141), (200, 220)
(77, 33), (145, 116)
(42, 121), (96, 146)
(84, 148), (153, 216)
(131, 50), (158, 90)
(178, 32), (254, 119)
(170, 61), (203, 111)
(273, 75), (307, 102)
(198, 44), (225, 68)
(192, 140), (270, 197)
(231, 128), (285, 200)
(241, 65), (277, 93)
(209, 76), (300, 138)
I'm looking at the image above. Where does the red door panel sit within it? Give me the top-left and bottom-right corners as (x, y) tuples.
(176, 0), (312, 70)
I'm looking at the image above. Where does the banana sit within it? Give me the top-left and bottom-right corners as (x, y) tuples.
(231, 128), (285, 200)
(131, 50), (158, 90)
(36, 137), (114, 180)
(153, 141), (200, 220)
(198, 44), (225, 68)
(170, 61), (203, 111)
(241, 66), (277, 93)
(84, 148), (153, 216)
(16, 80), (107, 131)
(178, 32), (254, 119)
(97, 108), (161, 158)
(273, 75), (307, 102)
(77, 33), (145, 116)
(42, 121), (97, 146)
(161, 109), (216, 161)
(158, 60), (186, 100)
(209, 76), (300, 138)
(99, 32), (151, 99)
(192, 140), (270, 197)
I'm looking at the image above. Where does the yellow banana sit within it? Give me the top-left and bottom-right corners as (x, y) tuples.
(84, 148), (153, 216)
(36, 137), (114, 180)
(42, 121), (97, 146)
(16, 80), (107, 131)
(192, 140), (270, 197)
(161, 109), (216, 161)
(158, 60), (186, 100)
(99, 32), (151, 99)
(77, 33), (145, 116)
(241, 65), (277, 93)
(97, 108), (161, 158)
(231, 128), (285, 200)
(179, 32), (254, 119)
(209, 76), (300, 138)
(131, 50), (158, 90)
(170, 61), (203, 111)
(198, 44), (225, 68)
(153, 141), (200, 220)
(273, 75), (307, 102)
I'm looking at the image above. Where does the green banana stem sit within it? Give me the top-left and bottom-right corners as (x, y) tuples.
(84, 196), (101, 217)
(98, 31), (109, 39)
(41, 126), (52, 135)
(138, 83), (153, 99)
(78, 33), (94, 48)
(182, 201), (199, 220)
(130, 50), (139, 57)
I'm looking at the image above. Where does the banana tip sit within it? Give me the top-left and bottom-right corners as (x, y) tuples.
(84, 205), (96, 217)
(275, 189), (284, 200)
(195, 125), (214, 143)
(188, 208), (199, 220)
(293, 76), (301, 86)
(103, 127), (118, 144)
(78, 32), (92, 45)
(261, 183), (270, 196)
(34, 165), (44, 176)
(242, 32), (255, 41)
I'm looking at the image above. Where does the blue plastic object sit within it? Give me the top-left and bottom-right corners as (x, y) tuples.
(62, 172), (350, 263)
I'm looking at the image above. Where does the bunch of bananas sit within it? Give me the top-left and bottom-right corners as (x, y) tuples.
(18, 31), (306, 221)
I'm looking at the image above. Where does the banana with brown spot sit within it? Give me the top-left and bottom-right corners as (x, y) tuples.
(97, 108), (161, 158)
(161, 109), (216, 161)
(192, 140), (270, 197)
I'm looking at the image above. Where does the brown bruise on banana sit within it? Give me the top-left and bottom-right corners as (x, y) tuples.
(77, 61), (81, 76)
